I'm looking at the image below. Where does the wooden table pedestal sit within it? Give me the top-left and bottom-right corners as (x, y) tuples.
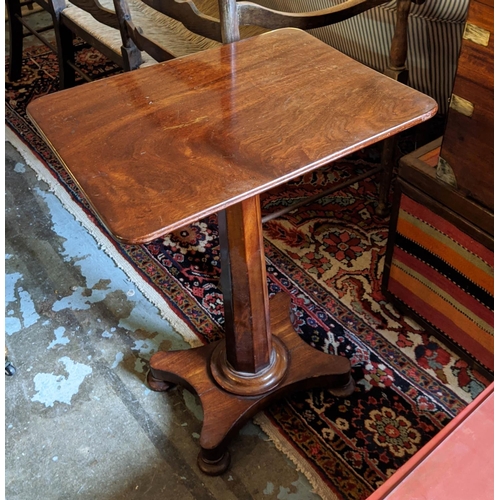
(147, 196), (354, 474)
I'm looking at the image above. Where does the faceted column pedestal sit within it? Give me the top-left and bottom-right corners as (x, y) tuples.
(147, 196), (354, 474)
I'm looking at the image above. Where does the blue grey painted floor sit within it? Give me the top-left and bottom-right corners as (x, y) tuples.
(4, 139), (324, 500)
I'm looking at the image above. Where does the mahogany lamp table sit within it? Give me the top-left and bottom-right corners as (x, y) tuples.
(27, 28), (437, 474)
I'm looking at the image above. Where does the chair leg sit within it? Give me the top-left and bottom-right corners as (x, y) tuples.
(6, 0), (25, 81)
(121, 43), (143, 72)
(375, 0), (414, 217)
(375, 134), (397, 217)
(55, 21), (76, 89)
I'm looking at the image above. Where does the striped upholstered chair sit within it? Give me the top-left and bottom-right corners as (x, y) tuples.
(259, 0), (470, 114)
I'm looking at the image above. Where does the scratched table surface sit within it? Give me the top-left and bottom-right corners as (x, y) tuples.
(27, 28), (437, 244)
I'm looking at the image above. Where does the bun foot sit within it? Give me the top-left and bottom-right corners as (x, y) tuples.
(375, 203), (390, 217)
(146, 370), (175, 392)
(197, 449), (231, 476)
(328, 374), (355, 397)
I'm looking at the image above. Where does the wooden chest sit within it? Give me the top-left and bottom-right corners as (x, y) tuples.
(437, 0), (494, 211)
(383, 0), (494, 374)
(383, 140), (493, 372)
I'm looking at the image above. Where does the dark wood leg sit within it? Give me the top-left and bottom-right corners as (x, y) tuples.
(56, 21), (76, 89)
(148, 195), (354, 474)
(375, 134), (397, 217)
(376, 0), (412, 217)
(6, 0), (24, 82)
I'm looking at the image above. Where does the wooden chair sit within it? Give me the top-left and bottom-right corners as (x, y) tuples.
(6, 0), (226, 88)
(6, 0), (272, 89)
(56, 0), (226, 84)
(111, 0), (425, 217)
(6, 0), (58, 81)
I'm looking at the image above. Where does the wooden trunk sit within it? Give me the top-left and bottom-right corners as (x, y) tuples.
(383, 0), (494, 375)
(437, 0), (494, 211)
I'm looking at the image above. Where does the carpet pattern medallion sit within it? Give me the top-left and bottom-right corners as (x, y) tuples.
(5, 45), (489, 500)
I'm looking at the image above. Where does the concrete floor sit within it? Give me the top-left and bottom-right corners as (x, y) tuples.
(4, 17), (323, 498)
(4, 140), (324, 500)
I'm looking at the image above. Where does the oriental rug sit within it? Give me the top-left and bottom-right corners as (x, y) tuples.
(5, 44), (489, 500)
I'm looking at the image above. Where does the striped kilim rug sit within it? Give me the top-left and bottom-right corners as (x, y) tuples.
(387, 192), (494, 371)
(5, 44), (489, 500)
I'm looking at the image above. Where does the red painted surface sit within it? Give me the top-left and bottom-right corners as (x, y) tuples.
(367, 383), (494, 500)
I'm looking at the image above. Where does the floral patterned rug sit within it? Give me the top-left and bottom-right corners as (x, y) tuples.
(6, 44), (489, 500)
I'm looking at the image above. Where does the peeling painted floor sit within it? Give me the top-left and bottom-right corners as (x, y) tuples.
(4, 141), (322, 500)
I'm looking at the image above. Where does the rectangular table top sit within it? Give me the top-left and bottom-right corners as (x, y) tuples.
(27, 28), (437, 244)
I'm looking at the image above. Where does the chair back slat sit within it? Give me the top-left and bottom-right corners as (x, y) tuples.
(141, 0), (223, 42)
(69, 0), (121, 28)
(238, 0), (389, 31)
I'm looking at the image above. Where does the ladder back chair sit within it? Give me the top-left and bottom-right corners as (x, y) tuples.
(113, 0), (391, 59)
(7, 0), (224, 88)
(6, 0), (59, 81)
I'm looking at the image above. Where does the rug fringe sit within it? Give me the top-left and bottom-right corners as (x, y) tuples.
(5, 126), (202, 349)
(253, 413), (340, 500)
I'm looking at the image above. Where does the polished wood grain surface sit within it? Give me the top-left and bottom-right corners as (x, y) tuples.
(27, 28), (437, 244)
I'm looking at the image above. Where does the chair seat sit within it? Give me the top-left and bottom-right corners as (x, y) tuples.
(63, 0), (268, 66)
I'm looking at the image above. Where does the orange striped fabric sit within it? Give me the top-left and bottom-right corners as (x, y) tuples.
(396, 216), (493, 294)
(387, 194), (493, 370)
